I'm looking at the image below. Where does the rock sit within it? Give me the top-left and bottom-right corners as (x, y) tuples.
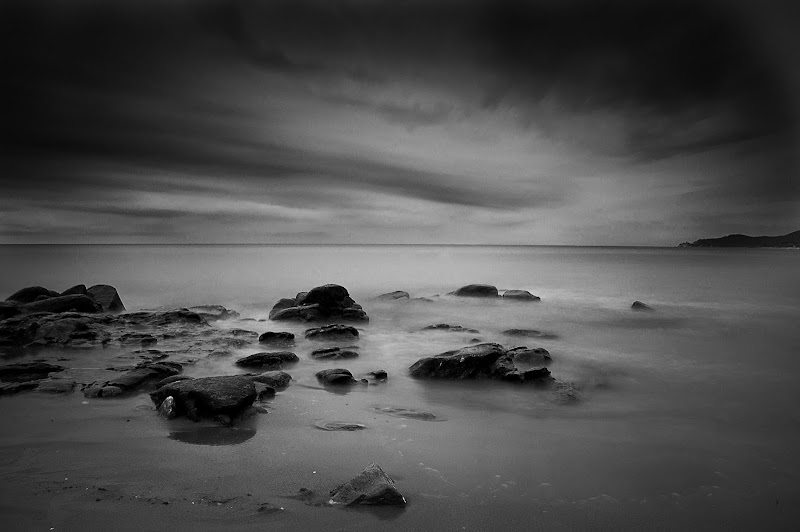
(450, 284), (498, 298)
(150, 375), (257, 421)
(5, 286), (60, 304)
(502, 329), (558, 340)
(235, 351), (298, 368)
(250, 370), (291, 389)
(508, 347), (552, 365)
(258, 331), (295, 345)
(316, 368), (357, 385)
(99, 385), (124, 397)
(0, 381), (39, 395)
(36, 379), (76, 394)
(631, 300), (654, 311)
(186, 305), (239, 321)
(372, 406), (438, 421)
(158, 396), (177, 419)
(20, 295), (102, 314)
(376, 291), (410, 301)
(118, 332), (158, 346)
(227, 328), (258, 338)
(314, 421), (367, 431)
(329, 463), (406, 506)
(154, 375), (193, 389)
(0, 301), (20, 320)
(0, 362), (64, 383)
(310, 347), (359, 360)
(305, 324), (359, 342)
(368, 370), (388, 380)
(421, 324), (480, 333)
(269, 284), (368, 322)
(61, 284), (87, 296)
(502, 290), (540, 301)
(107, 363), (181, 391)
(86, 284), (126, 313)
(522, 367), (555, 385)
(409, 343), (507, 379)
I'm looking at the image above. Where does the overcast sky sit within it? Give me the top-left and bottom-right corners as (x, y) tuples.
(1, 0), (798, 245)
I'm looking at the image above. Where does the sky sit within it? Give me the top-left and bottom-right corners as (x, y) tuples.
(1, 0), (798, 245)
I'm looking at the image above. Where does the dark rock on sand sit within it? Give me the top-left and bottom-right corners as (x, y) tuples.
(631, 300), (655, 311)
(329, 463), (406, 506)
(310, 347), (359, 360)
(316, 368), (358, 385)
(5, 286), (60, 304)
(0, 301), (20, 320)
(21, 295), (102, 314)
(450, 284), (498, 298)
(314, 421), (367, 431)
(0, 362), (64, 383)
(422, 324), (480, 333)
(61, 284), (88, 296)
(86, 284), (126, 313)
(508, 347), (552, 365)
(235, 351), (298, 368)
(150, 375), (257, 422)
(250, 370), (292, 389)
(376, 291), (410, 301)
(186, 305), (240, 321)
(502, 290), (540, 301)
(269, 284), (368, 322)
(108, 362), (181, 391)
(258, 331), (295, 345)
(305, 324), (359, 341)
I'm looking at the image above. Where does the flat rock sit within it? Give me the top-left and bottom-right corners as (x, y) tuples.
(316, 368), (357, 385)
(150, 375), (257, 421)
(310, 347), (359, 360)
(235, 351), (298, 368)
(314, 421), (367, 431)
(86, 284), (126, 313)
(186, 305), (239, 321)
(631, 300), (655, 311)
(36, 379), (76, 394)
(372, 406), (437, 421)
(502, 290), (540, 301)
(305, 324), (359, 341)
(5, 286), (61, 304)
(329, 463), (406, 506)
(0, 381), (39, 395)
(0, 362), (65, 383)
(258, 331), (295, 345)
(502, 328), (558, 340)
(450, 284), (498, 298)
(422, 323), (479, 333)
(376, 291), (410, 301)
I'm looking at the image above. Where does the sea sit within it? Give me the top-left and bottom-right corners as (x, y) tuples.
(1, 244), (799, 530)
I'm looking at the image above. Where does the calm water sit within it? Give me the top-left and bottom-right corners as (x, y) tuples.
(1, 245), (799, 530)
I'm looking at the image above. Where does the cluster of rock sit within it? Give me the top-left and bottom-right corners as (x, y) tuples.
(269, 284), (368, 322)
(2, 284), (125, 319)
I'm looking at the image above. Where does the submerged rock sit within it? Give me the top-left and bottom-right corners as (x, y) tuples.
(502, 328), (558, 340)
(150, 375), (257, 422)
(235, 351), (298, 368)
(372, 406), (437, 421)
(367, 370), (388, 380)
(502, 290), (540, 301)
(305, 324), (359, 341)
(329, 463), (406, 506)
(450, 284), (499, 298)
(376, 291), (410, 301)
(258, 331), (295, 345)
(631, 300), (655, 311)
(269, 284), (368, 322)
(316, 368), (358, 385)
(421, 323), (480, 333)
(314, 421), (367, 431)
(310, 347), (359, 360)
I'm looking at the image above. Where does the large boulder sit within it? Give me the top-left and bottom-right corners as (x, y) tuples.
(450, 284), (499, 298)
(305, 324), (359, 341)
(86, 284), (126, 313)
(234, 351), (298, 368)
(316, 368), (358, 385)
(61, 284), (87, 296)
(20, 295), (102, 314)
(258, 331), (295, 345)
(269, 284), (368, 322)
(329, 463), (407, 506)
(502, 290), (540, 301)
(150, 375), (257, 421)
(5, 286), (60, 304)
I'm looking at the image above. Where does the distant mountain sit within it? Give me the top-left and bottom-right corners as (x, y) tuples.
(679, 230), (800, 248)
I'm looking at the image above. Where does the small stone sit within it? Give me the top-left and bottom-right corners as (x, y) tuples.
(158, 396), (177, 419)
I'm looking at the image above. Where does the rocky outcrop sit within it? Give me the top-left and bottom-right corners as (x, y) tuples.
(421, 324), (479, 333)
(21, 295), (102, 314)
(61, 284), (87, 296)
(234, 351), (298, 369)
(150, 375), (258, 422)
(316, 368), (358, 385)
(186, 305), (240, 321)
(329, 463), (406, 506)
(305, 324), (359, 341)
(409, 343), (556, 385)
(502, 290), (540, 301)
(376, 291), (410, 301)
(631, 301), (654, 311)
(258, 331), (295, 345)
(86, 285), (126, 313)
(269, 284), (368, 322)
(5, 286), (61, 304)
(310, 347), (359, 360)
(450, 284), (498, 298)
